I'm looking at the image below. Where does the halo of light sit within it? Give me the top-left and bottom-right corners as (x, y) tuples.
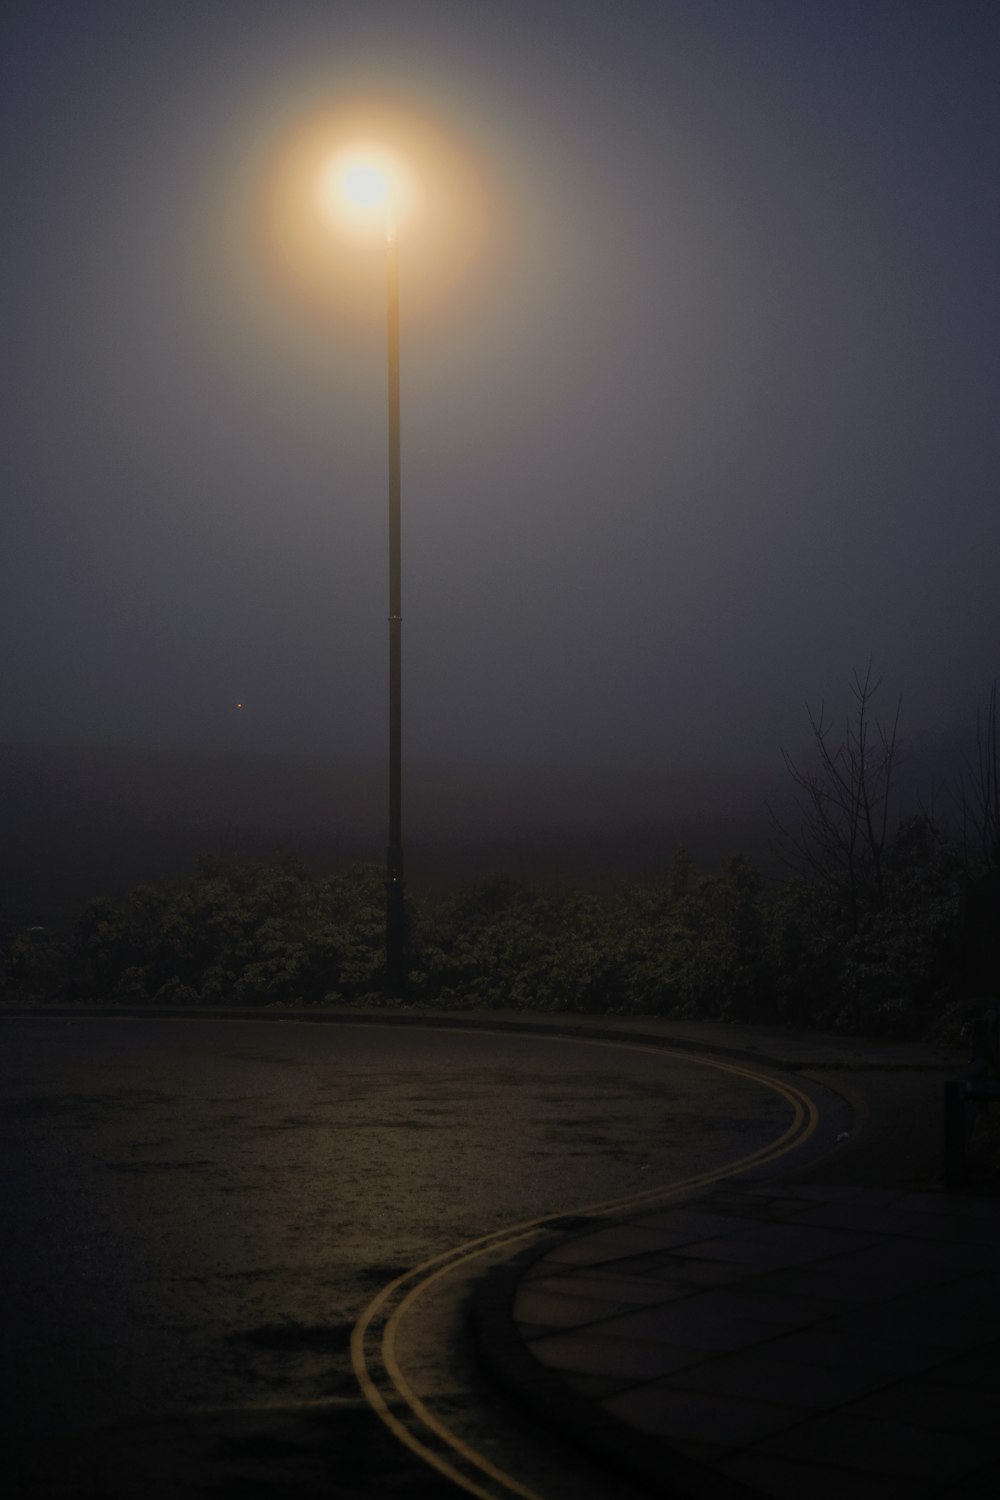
(248, 92), (506, 333)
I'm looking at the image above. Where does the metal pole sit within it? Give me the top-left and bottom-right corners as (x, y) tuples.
(385, 227), (405, 995)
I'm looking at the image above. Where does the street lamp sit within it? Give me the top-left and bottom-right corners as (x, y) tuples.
(338, 158), (406, 996)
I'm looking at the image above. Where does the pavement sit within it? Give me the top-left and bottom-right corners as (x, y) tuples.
(471, 1020), (1000, 1500)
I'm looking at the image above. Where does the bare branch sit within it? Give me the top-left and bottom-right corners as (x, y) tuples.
(773, 663), (901, 929)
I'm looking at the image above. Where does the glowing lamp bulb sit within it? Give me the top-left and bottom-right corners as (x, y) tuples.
(341, 163), (389, 209)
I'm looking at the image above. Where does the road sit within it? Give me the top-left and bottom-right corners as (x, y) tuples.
(0, 1015), (838, 1497)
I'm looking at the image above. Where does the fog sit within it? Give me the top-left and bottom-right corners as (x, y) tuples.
(3, 0), (997, 905)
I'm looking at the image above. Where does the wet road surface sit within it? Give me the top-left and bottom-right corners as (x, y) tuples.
(1, 1016), (804, 1497)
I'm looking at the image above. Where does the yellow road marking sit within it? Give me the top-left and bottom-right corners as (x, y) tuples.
(350, 1033), (822, 1500)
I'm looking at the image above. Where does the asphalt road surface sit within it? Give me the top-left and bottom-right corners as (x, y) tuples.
(1, 1016), (831, 1498)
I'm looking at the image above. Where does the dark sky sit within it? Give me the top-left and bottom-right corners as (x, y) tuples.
(4, 0), (998, 781)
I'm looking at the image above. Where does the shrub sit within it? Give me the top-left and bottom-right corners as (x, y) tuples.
(67, 854), (385, 1006)
(2, 821), (971, 1041)
(1, 926), (72, 999)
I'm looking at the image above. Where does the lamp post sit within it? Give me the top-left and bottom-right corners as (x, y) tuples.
(340, 161), (405, 996)
(385, 208), (405, 997)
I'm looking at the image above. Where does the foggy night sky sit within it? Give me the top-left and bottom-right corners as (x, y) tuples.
(3, 0), (999, 786)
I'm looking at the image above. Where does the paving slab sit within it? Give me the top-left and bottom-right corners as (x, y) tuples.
(527, 1271), (686, 1307)
(740, 1324), (952, 1375)
(602, 1382), (808, 1447)
(929, 1341), (1000, 1392)
(669, 1220), (879, 1267)
(603, 1249), (760, 1286)
(753, 1412), (996, 1486)
(514, 1286), (653, 1329)
(543, 1224), (692, 1265)
(526, 1330), (705, 1383)
(469, 1021), (1000, 1499)
(659, 1348), (903, 1409)
(585, 1300), (790, 1353)
(634, 1207), (768, 1238)
(935, 1465), (1000, 1498)
(651, 1284), (842, 1329)
(844, 1377), (1000, 1439)
(818, 1302), (1000, 1350)
(474, 1181), (1000, 1498)
(717, 1450), (927, 1500)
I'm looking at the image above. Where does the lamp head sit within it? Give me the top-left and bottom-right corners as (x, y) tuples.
(341, 162), (389, 209)
(320, 146), (408, 240)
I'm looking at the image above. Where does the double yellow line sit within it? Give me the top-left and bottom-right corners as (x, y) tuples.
(349, 1038), (820, 1500)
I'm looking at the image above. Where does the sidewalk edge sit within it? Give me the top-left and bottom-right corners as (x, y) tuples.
(469, 1232), (762, 1500)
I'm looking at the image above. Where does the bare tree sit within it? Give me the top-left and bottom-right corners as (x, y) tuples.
(771, 661), (901, 931)
(959, 681), (1000, 875)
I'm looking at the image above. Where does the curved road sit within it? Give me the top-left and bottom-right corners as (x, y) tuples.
(0, 1016), (844, 1498)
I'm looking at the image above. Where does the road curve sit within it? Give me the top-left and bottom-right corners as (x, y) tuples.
(0, 1014), (847, 1498)
(352, 1034), (825, 1500)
